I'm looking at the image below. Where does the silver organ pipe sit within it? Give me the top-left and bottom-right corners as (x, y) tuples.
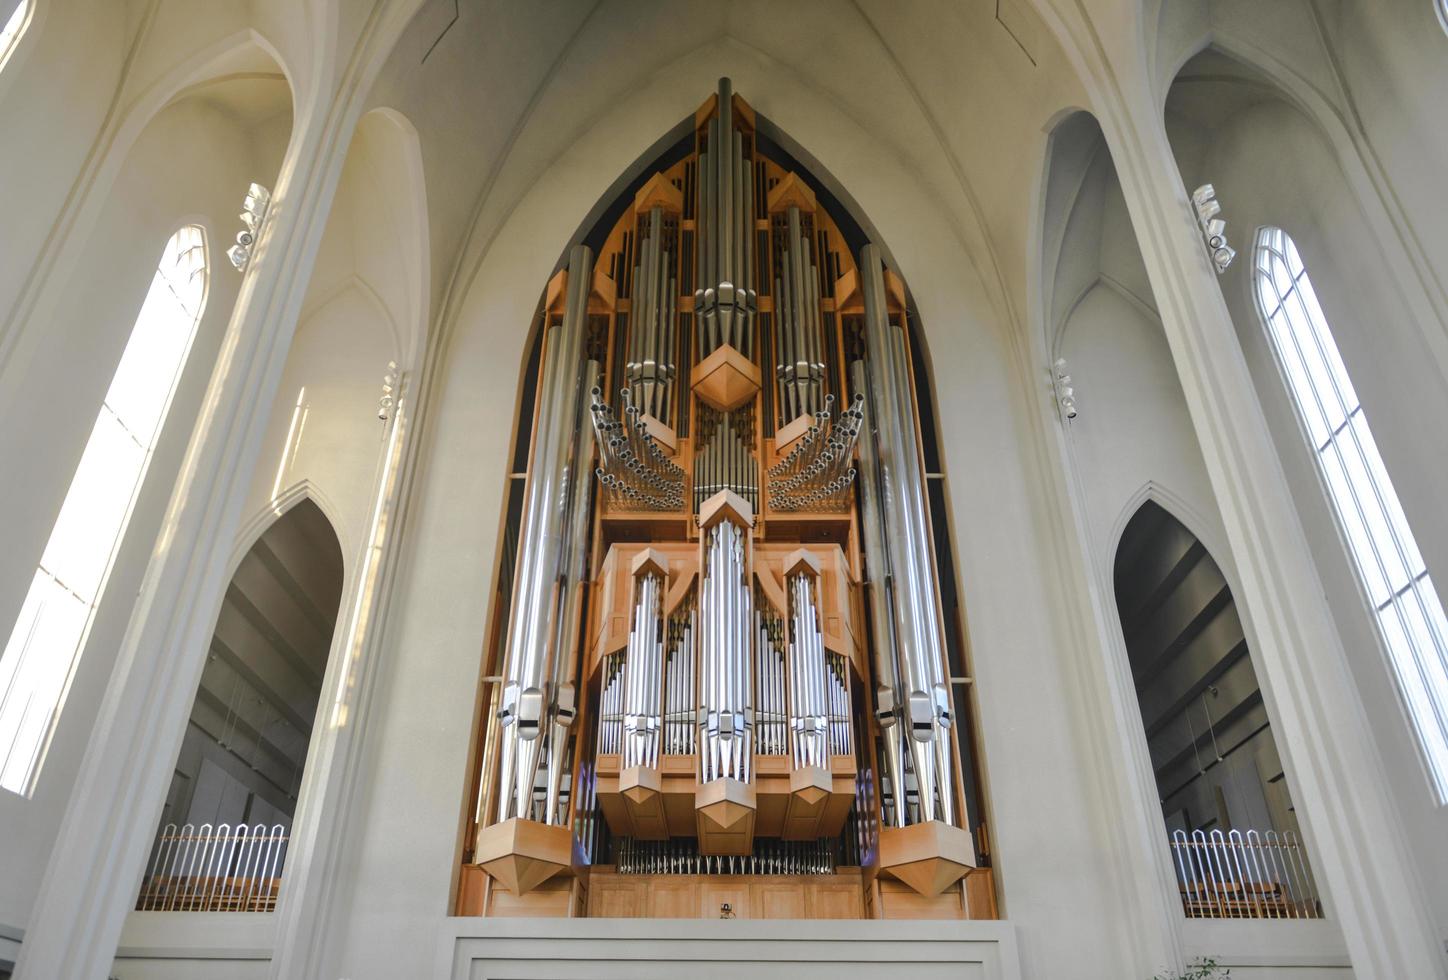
(496, 245), (594, 824)
(694, 77), (756, 358)
(786, 570), (830, 771)
(591, 387), (684, 510)
(774, 205), (826, 421)
(851, 359), (907, 827)
(693, 405), (757, 511)
(664, 605), (697, 755)
(597, 654), (624, 755)
(767, 392), (864, 512)
(698, 519), (754, 783)
(622, 570), (665, 770)
(543, 357), (602, 824)
(626, 205), (677, 421)
(755, 607), (788, 756)
(859, 244), (956, 827)
(827, 654), (852, 757)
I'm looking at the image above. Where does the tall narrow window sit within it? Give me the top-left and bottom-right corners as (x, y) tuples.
(0, 225), (207, 795)
(1254, 226), (1448, 801)
(0, 1), (29, 68)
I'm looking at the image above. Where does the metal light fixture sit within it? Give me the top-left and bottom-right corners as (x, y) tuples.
(378, 361), (399, 421)
(227, 182), (273, 272)
(1191, 184), (1236, 274)
(1052, 358), (1077, 422)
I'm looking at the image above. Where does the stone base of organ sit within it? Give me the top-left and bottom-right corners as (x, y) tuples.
(461, 79), (989, 921)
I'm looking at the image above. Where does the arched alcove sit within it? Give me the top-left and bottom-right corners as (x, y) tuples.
(135, 497), (344, 912)
(1114, 500), (1319, 917)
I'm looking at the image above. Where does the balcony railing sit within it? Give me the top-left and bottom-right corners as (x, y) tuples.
(135, 822), (288, 912)
(1170, 828), (1321, 919)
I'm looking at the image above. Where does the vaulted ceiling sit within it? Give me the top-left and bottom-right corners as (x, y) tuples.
(363, 0), (1090, 345)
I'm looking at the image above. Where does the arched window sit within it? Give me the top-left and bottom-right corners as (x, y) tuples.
(1254, 226), (1448, 801)
(0, 1), (29, 69)
(0, 225), (207, 796)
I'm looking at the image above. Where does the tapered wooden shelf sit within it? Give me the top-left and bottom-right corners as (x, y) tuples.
(878, 820), (976, 897)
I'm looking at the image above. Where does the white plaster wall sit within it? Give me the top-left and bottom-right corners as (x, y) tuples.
(0, 87), (290, 937)
(1166, 89), (1448, 938)
(1061, 283), (1222, 552)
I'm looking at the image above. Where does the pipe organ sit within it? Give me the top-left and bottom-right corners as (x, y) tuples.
(465, 80), (992, 921)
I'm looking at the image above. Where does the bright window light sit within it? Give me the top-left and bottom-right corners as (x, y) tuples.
(0, 225), (207, 795)
(1254, 226), (1448, 803)
(0, 1), (28, 68)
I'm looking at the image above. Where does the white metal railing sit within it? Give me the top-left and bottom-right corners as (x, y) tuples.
(1170, 828), (1321, 919)
(135, 822), (288, 912)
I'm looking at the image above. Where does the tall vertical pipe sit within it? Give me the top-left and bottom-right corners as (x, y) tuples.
(495, 245), (593, 823)
(859, 245), (954, 826)
(542, 357), (601, 823)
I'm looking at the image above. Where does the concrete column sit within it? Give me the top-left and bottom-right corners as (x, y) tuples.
(1101, 90), (1445, 979)
(12, 64), (365, 980)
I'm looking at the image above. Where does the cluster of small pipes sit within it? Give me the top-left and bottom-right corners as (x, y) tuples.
(787, 571), (831, 769)
(663, 606), (697, 755)
(755, 608), (789, 756)
(613, 836), (836, 876)
(591, 387), (684, 510)
(766, 393), (864, 512)
(773, 205), (827, 420)
(693, 405), (758, 510)
(825, 653), (853, 758)
(596, 654), (625, 755)
(625, 206), (679, 421)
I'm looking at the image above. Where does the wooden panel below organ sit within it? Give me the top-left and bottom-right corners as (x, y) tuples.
(585, 869), (866, 919)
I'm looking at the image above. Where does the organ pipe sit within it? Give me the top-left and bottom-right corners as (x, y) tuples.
(859, 244), (956, 827)
(698, 518), (754, 783)
(543, 357), (601, 824)
(495, 244), (594, 824)
(694, 77), (756, 358)
(786, 569), (829, 770)
(851, 358), (907, 827)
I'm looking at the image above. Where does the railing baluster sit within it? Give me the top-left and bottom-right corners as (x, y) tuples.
(1168, 827), (1317, 920)
(134, 821), (290, 913)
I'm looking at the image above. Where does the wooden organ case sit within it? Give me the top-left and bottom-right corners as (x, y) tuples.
(459, 79), (995, 922)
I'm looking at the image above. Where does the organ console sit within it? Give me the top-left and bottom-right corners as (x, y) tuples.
(461, 79), (994, 921)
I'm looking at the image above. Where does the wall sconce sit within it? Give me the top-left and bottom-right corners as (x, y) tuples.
(378, 361), (399, 421)
(1052, 358), (1077, 422)
(1191, 184), (1236, 274)
(227, 182), (273, 272)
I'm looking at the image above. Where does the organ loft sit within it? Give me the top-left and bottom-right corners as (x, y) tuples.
(459, 79), (993, 920)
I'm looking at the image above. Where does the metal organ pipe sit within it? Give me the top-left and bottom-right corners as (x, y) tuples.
(694, 77), (755, 358)
(859, 244), (956, 827)
(850, 360), (906, 827)
(774, 206), (826, 422)
(622, 571), (664, 770)
(495, 245), (594, 824)
(787, 571), (829, 771)
(543, 357), (601, 824)
(697, 520), (753, 784)
(627, 205), (677, 421)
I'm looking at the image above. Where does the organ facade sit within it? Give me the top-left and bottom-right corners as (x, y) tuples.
(459, 79), (990, 921)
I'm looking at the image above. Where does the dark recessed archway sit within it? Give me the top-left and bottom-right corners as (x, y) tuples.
(136, 497), (343, 912)
(1114, 500), (1319, 917)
